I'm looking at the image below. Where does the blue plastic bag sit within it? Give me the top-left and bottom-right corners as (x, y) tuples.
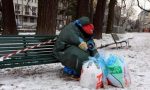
(105, 54), (131, 88)
(94, 52), (108, 87)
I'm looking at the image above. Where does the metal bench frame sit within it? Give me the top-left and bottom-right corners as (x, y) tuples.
(111, 33), (131, 48)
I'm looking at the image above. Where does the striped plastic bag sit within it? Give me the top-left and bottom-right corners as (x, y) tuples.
(80, 57), (103, 89)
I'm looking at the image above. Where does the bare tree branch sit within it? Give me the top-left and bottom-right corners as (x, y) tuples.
(119, 0), (135, 26)
(122, 0), (126, 8)
(137, 0), (150, 12)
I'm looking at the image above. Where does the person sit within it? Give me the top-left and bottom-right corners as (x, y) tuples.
(53, 16), (98, 79)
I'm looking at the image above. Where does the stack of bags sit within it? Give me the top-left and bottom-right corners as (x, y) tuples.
(80, 52), (131, 89)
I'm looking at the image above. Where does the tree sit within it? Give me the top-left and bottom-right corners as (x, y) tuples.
(36, 0), (58, 35)
(137, 0), (150, 12)
(0, 3), (2, 11)
(119, 0), (136, 26)
(76, 0), (90, 18)
(106, 0), (117, 33)
(134, 19), (141, 32)
(1, 0), (18, 35)
(93, 0), (107, 39)
(0, 4), (2, 32)
(59, 0), (78, 21)
(89, 0), (94, 22)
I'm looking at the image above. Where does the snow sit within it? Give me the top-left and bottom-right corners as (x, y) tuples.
(18, 30), (60, 35)
(0, 33), (150, 90)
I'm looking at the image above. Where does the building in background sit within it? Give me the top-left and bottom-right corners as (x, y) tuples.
(138, 11), (150, 32)
(13, 0), (38, 29)
(103, 5), (126, 33)
(14, 0), (70, 30)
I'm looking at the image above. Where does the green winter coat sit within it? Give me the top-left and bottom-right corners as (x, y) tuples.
(53, 17), (97, 75)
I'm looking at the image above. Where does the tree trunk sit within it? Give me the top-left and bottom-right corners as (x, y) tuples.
(76, 0), (90, 18)
(0, 4), (2, 32)
(0, 3), (2, 11)
(93, 0), (107, 39)
(106, 0), (116, 34)
(89, 0), (94, 22)
(1, 0), (18, 35)
(36, 0), (58, 35)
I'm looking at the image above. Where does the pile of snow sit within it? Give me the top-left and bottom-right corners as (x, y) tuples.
(0, 33), (150, 90)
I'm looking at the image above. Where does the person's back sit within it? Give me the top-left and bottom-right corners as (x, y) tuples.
(53, 17), (98, 77)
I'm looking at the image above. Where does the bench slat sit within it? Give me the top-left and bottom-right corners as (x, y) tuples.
(0, 35), (58, 69)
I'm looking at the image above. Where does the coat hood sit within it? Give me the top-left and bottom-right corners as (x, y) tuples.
(78, 17), (90, 26)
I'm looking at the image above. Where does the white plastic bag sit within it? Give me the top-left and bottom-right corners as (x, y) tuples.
(80, 58), (103, 89)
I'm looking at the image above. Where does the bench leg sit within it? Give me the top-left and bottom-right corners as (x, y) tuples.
(116, 43), (119, 49)
(125, 41), (127, 46)
(115, 43), (117, 48)
(120, 43), (122, 47)
(121, 41), (127, 47)
(127, 40), (130, 47)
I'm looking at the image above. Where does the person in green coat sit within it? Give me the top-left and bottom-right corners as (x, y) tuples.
(53, 17), (98, 77)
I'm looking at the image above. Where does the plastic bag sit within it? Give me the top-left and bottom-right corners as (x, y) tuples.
(106, 54), (131, 88)
(80, 58), (103, 89)
(95, 52), (108, 87)
(120, 58), (131, 87)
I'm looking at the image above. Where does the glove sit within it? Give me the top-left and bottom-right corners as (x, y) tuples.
(78, 42), (88, 51)
(87, 39), (96, 51)
(88, 42), (95, 50)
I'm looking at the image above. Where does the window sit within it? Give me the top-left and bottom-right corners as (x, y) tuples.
(16, 16), (18, 19)
(32, 7), (36, 12)
(25, 6), (30, 12)
(15, 4), (21, 14)
(30, 17), (34, 23)
(32, 7), (37, 15)
(15, 4), (20, 11)
(25, 5), (30, 15)
(144, 12), (149, 16)
(24, 17), (28, 22)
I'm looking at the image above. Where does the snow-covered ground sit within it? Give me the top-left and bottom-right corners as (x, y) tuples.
(0, 33), (150, 90)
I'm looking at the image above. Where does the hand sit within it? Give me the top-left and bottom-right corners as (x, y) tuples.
(87, 40), (96, 50)
(78, 42), (88, 51)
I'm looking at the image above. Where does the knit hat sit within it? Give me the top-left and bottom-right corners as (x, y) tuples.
(82, 24), (94, 35)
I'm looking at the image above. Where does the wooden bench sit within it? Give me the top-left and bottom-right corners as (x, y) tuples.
(111, 33), (132, 48)
(0, 35), (59, 69)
